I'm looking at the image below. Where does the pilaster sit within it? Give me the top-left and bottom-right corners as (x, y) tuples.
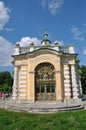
(28, 71), (35, 102)
(12, 66), (19, 100)
(18, 66), (27, 100)
(71, 64), (79, 98)
(63, 64), (72, 98)
(56, 71), (62, 100)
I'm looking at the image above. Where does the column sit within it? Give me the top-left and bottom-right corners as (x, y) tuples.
(71, 64), (79, 98)
(12, 66), (18, 100)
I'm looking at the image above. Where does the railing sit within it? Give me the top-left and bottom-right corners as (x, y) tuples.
(59, 46), (70, 53)
(18, 46), (74, 54)
(20, 47), (30, 54)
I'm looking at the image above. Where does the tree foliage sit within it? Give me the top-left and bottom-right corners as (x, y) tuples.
(80, 66), (86, 94)
(0, 71), (13, 92)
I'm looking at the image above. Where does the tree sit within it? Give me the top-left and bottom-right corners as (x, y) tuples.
(80, 66), (86, 94)
(0, 71), (13, 93)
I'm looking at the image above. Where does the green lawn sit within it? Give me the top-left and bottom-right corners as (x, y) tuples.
(0, 109), (86, 130)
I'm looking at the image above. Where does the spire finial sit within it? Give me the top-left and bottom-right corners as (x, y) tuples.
(43, 28), (48, 39)
(41, 29), (51, 46)
(45, 28), (47, 33)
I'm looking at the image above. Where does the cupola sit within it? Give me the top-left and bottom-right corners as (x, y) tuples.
(41, 30), (51, 46)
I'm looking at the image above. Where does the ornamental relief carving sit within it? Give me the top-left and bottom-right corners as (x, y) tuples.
(29, 56), (60, 63)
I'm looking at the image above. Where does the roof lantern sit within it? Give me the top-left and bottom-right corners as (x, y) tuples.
(41, 29), (51, 46)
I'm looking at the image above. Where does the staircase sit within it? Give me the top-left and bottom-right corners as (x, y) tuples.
(0, 98), (83, 113)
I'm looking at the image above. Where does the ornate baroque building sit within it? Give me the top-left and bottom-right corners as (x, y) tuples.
(12, 33), (82, 102)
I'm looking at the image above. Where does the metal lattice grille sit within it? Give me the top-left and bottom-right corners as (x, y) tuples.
(35, 63), (56, 101)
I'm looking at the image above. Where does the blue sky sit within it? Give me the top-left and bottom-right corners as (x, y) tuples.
(0, 0), (86, 73)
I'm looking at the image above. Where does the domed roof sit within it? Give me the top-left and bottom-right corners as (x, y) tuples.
(41, 32), (51, 46)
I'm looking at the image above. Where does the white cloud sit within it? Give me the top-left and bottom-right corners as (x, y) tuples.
(83, 24), (86, 27)
(40, 0), (63, 15)
(83, 47), (86, 55)
(71, 27), (85, 42)
(0, 36), (41, 66)
(5, 27), (13, 32)
(20, 37), (41, 46)
(20, 36), (64, 47)
(0, 36), (14, 66)
(41, 0), (46, 9)
(58, 40), (64, 45)
(0, 1), (10, 30)
(48, 0), (63, 15)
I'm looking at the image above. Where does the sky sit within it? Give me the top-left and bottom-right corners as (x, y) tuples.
(0, 0), (86, 73)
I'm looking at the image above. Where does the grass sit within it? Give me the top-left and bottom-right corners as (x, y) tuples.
(0, 109), (86, 130)
(83, 94), (86, 97)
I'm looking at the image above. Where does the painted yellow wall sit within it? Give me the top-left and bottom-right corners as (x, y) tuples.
(14, 53), (72, 101)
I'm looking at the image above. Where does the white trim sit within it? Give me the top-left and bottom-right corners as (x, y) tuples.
(73, 92), (79, 96)
(19, 89), (26, 92)
(63, 67), (69, 70)
(20, 72), (27, 75)
(72, 84), (78, 87)
(64, 71), (70, 74)
(64, 84), (71, 87)
(15, 62), (28, 66)
(73, 88), (78, 92)
(71, 75), (76, 78)
(19, 94), (26, 96)
(21, 68), (27, 70)
(65, 93), (71, 96)
(69, 46), (75, 54)
(64, 80), (70, 83)
(64, 75), (70, 78)
(19, 80), (27, 84)
(19, 85), (26, 88)
(20, 76), (26, 79)
(64, 88), (71, 92)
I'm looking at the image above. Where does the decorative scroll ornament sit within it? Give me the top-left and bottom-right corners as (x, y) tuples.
(35, 63), (55, 82)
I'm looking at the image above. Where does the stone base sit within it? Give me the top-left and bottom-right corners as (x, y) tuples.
(0, 97), (84, 113)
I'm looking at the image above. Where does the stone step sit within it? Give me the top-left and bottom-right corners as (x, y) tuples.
(6, 103), (84, 114)
(0, 98), (84, 113)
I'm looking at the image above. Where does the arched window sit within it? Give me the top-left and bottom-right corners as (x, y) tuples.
(35, 62), (56, 101)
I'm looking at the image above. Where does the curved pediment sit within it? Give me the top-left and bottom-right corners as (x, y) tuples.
(13, 47), (62, 60)
(26, 47), (61, 58)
